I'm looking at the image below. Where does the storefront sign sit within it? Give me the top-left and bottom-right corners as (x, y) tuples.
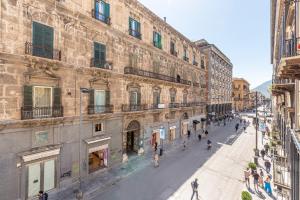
(160, 128), (165, 139)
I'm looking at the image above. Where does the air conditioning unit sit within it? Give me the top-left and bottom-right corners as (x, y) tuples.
(158, 104), (165, 109)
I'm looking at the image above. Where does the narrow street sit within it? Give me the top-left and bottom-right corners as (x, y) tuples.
(89, 119), (256, 200)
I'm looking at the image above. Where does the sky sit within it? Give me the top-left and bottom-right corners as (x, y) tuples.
(138, 0), (272, 89)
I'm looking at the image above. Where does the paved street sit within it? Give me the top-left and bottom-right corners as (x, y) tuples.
(88, 118), (256, 200)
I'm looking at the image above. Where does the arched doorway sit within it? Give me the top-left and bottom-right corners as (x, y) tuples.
(125, 120), (140, 155)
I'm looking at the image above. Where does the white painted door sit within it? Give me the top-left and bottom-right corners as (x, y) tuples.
(43, 160), (55, 192)
(95, 90), (105, 113)
(28, 163), (41, 197)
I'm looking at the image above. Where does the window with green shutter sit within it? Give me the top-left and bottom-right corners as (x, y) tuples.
(94, 42), (106, 68)
(153, 32), (162, 49)
(94, 0), (110, 24)
(32, 22), (54, 59)
(129, 18), (141, 39)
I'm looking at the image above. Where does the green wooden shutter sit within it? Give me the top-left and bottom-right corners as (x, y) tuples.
(23, 85), (33, 107)
(105, 90), (110, 105)
(137, 92), (141, 105)
(89, 89), (95, 114)
(100, 44), (106, 66)
(32, 22), (53, 59)
(53, 87), (61, 107)
(137, 21), (141, 37)
(104, 2), (110, 19)
(94, 42), (106, 67)
(158, 34), (162, 49)
(129, 17), (132, 31)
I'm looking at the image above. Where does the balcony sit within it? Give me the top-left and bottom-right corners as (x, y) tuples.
(25, 42), (61, 61)
(124, 67), (191, 86)
(90, 58), (112, 70)
(273, 158), (291, 190)
(169, 103), (181, 109)
(129, 29), (141, 39)
(122, 104), (147, 112)
(87, 105), (113, 114)
(92, 9), (110, 24)
(21, 106), (63, 120)
(201, 83), (206, 89)
(193, 61), (198, 66)
(272, 76), (294, 92)
(183, 56), (189, 62)
(193, 82), (200, 87)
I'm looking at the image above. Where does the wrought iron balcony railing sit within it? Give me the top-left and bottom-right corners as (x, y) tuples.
(169, 103), (181, 108)
(193, 61), (198, 66)
(91, 9), (111, 24)
(122, 104), (147, 112)
(87, 105), (113, 114)
(25, 42), (61, 61)
(193, 82), (200, 87)
(90, 58), (112, 70)
(129, 29), (141, 39)
(21, 106), (63, 120)
(124, 67), (191, 86)
(272, 75), (294, 85)
(284, 38), (299, 58)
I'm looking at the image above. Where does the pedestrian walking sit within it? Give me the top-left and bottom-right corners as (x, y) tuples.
(264, 160), (271, 173)
(187, 130), (191, 139)
(183, 140), (186, 151)
(204, 130), (208, 137)
(264, 176), (273, 195)
(243, 126), (246, 132)
(260, 149), (266, 160)
(38, 191), (48, 200)
(191, 178), (199, 200)
(259, 168), (264, 179)
(235, 123), (239, 132)
(154, 153), (159, 167)
(264, 143), (270, 155)
(244, 168), (251, 187)
(198, 133), (202, 141)
(253, 170), (260, 191)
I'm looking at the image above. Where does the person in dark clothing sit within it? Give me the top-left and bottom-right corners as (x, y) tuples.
(253, 171), (260, 191)
(187, 130), (191, 139)
(39, 191), (48, 200)
(235, 123), (239, 132)
(191, 178), (199, 200)
(265, 160), (271, 173)
(204, 130), (208, 136)
(198, 133), (202, 141)
(264, 143), (270, 155)
(260, 149), (266, 160)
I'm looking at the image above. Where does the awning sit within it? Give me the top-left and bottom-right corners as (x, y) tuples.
(193, 120), (200, 124)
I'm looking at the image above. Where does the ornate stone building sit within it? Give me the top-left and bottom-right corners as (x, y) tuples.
(232, 78), (250, 112)
(271, 0), (300, 198)
(0, 0), (207, 199)
(195, 39), (232, 120)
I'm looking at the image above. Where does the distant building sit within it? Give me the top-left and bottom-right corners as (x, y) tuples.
(232, 78), (250, 112)
(195, 39), (233, 119)
(249, 91), (267, 109)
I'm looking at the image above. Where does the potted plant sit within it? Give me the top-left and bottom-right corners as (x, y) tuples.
(248, 162), (257, 174)
(241, 191), (252, 200)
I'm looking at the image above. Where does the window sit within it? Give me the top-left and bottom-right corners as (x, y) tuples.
(95, 123), (103, 132)
(33, 86), (52, 117)
(89, 146), (108, 173)
(35, 131), (49, 144)
(130, 91), (138, 105)
(94, 42), (106, 68)
(183, 93), (188, 104)
(153, 32), (162, 49)
(129, 18), (141, 39)
(93, 0), (110, 24)
(153, 91), (160, 106)
(32, 22), (54, 59)
(88, 89), (110, 114)
(170, 41), (176, 56)
(183, 48), (189, 62)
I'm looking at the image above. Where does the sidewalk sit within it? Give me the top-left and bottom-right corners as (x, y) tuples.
(241, 117), (281, 200)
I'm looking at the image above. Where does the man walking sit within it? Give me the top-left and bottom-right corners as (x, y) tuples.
(253, 170), (260, 191)
(191, 178), (199, 200)
(244, 168), (251, 187)
(260, 149), (266, 160)
(265, 160), (271, 173)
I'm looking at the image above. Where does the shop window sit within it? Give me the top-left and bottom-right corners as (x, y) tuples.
(88, 148), (108, 173)
(169, 128), (176, 141)
(95, 123), (103, 132)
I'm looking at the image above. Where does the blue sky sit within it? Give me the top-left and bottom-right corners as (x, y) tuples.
(138, 0), (272, 89)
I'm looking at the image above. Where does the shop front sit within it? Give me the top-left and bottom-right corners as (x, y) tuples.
(85, 137), (110, 174)
(181, 121), (189, 137)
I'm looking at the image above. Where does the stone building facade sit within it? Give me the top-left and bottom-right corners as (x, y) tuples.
(232, 78), (250, 112)
(195, 39), (233, 120)
(0, 0), (207, 199)
(271, 0), (300, 199)
(249, 91), (266, 109)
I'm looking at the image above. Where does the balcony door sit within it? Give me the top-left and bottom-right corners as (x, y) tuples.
(32, 22), (54, 59)
(95, 90), (106, 113)
(33, 86), (52, 118)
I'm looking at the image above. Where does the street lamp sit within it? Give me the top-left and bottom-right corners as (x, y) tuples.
(76, 87), (90, 199)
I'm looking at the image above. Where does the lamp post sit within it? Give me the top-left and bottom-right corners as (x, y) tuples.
(76, 87), (90, 199)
